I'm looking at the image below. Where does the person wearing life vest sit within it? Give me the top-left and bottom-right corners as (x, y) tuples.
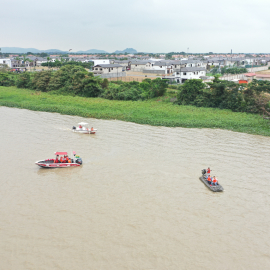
(79, 125), (82, 129)
(91, 127), (94, 131)
(60, 156), (64, 163)
(207, 175), (212, 185)
(212, 176), (218, 186)
(54, 155), (59, 163)
(207, 167), (211, 174)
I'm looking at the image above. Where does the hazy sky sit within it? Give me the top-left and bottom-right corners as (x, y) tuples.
(1, 0), (270, 53)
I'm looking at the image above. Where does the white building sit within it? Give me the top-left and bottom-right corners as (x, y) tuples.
(0, 58), (23, 68)
(174, 67), (207, 83)
(92, 64), (123, 74)
(130, 61), (152, 72)
(143, 61), (174, 74)
(0, 58), (12, 67)
(91, 59), (110, 66)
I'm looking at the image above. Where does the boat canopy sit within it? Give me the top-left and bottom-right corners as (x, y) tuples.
(55, 152), (68, 155)
(78, 122), (88, 125)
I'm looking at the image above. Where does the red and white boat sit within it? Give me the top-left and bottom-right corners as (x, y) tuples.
(72, 122), (97, 134)
(35, 151), (83, 168)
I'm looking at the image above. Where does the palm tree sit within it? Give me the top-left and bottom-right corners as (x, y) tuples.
(14, 56), (23, 67)
(47, 57), (51, 69)
(22, 55), (30, 68)
(28, 59), (33, 72)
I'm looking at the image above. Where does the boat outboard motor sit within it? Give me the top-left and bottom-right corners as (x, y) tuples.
(76, 158), (83, 165)
(202, 169), (206, 175)
(72, 126), (76, 130)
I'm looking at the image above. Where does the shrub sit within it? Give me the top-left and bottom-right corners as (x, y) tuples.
(0, 73), (15, 86)
(16, 72), (31, 88)
(32, 71), (52, 91)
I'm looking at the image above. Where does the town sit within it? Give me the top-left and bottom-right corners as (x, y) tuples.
(1, 49), (270, 84)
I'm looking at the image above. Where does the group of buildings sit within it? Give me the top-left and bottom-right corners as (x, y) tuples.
(1, 54), (270, 83)
(91, 56), (270, 83)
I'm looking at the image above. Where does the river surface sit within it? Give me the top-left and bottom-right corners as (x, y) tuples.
(0, 106), (270, 270)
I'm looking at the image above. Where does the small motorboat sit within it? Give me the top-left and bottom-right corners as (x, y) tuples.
(199, 169), (224, 192)
(72, 122), (97, 134)
(35, 151), (82, 168)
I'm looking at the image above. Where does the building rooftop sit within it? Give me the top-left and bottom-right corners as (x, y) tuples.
(93, 64), (123, 68)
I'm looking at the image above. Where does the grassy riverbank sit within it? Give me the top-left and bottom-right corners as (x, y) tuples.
(1, 86), (270, 136)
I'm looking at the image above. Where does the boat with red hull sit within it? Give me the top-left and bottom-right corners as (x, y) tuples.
(35, 151), (82, 168)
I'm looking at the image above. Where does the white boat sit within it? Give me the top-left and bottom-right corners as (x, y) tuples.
(72, 122), (97, 134)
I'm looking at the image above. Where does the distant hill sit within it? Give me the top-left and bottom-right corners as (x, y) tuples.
(113, 48), (137, 54)
(0, 47), (68, 54)
(76, 49), (108, 54)
(0, 47), (137, 54)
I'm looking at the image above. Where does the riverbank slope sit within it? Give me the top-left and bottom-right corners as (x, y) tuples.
(0, 86), (269, 136)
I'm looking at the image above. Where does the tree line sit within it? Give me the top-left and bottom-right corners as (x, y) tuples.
(177, 77), (270, 117)
(210, 66), (248, 75)
(0, 65), (167, 101)
(41, 60), (94, 69)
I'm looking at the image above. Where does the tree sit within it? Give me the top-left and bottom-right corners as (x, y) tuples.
(39, 53), (48, 57)
(16, 72), (31, 88)
(22, 55), (30, 67)
(0, 73), (15, 86)
(101, 78), (109, 89)
(177, 79), (206, 105)
(47, 57), (51, 69)
(0, 64), (10, 73)
(253, 92), (270, 118)
(211, 67), (220, 74)
(32, 71), (52, 91)
(28, 59), (33, 71)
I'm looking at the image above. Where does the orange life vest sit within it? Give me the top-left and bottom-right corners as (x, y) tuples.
(207, 177), (211, 181)
(207, 169), (210, 174)
(213, 178), (217, 183)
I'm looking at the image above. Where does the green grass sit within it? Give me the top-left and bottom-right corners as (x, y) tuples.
(1, 86), (270, 136)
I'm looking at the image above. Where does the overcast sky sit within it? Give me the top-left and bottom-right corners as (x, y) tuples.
(1, 0), (270, 53)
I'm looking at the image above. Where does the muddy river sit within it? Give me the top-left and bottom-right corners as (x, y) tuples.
(0, 106), (270, 269)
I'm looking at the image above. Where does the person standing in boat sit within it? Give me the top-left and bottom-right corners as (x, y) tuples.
(207, 167), (211, 175)
(207, 175), (212, 185)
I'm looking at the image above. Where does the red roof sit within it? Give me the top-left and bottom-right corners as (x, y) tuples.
(244, 73), (256, 77)
(55, 152), (68, 155)
(255, 74), (270, 78)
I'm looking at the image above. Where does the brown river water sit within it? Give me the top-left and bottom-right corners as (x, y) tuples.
(0, 106), (270, 270)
